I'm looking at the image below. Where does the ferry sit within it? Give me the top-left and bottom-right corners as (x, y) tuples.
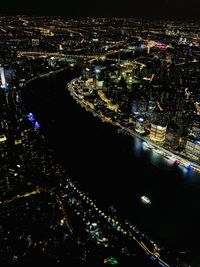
(140, 195), (151, 205)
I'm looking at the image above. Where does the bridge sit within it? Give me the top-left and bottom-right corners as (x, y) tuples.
(17, 51), (96, 59)
(17, 49), (124, 62)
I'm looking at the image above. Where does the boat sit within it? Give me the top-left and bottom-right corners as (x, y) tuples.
(140, 195), (151, 205)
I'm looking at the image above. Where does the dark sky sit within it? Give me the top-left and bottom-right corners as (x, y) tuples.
(1, 0), (200, 19)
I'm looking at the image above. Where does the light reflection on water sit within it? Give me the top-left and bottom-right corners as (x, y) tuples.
(132, 136), (143, 157)
(24, 68), (200, 255)
(130, 135), (200, 253)
(135, 136), (198, 178)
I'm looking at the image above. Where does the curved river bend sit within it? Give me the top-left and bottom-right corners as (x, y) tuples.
(22, 67), (200, 265)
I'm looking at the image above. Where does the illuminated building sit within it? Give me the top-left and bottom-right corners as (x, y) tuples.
(165, 123), (182, 148)
(165, 131), (180, 148)
(96, 80), (104, 88)
(191, 121), (200, 139)
(31, 39), (40, 47)
(85, 78), (94, 87)
(135, 117), (145, 134)
(150, 123), (167, 143)
(131, 99), (139, 114)
(0, 134), (7, 142)
(103, 256), (118, 265)
(0, 67), (6, 89)
(185, 139), (200, 160)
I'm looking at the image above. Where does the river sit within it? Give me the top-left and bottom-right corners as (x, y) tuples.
(22, 66), (200, 264)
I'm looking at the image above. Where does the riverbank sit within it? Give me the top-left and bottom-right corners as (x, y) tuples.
(67, 77), (200, 174)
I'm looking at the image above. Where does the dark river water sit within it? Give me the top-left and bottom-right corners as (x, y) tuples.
(22, 67), (200, 261)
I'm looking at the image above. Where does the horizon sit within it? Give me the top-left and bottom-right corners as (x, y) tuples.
(0, 14), (199, 22)
(0, 0), (199, 20)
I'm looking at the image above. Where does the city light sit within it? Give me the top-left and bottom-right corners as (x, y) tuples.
(34, 121), (41, 129)
(0, 15), (199, 267)
(27, 113), (35, 122)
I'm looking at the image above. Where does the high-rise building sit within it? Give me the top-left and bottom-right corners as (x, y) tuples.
(165, 123), (182, 148)
(185, 139), (200, 160)
(191, 120), (200, 139)
(165, 131), (180, 148)
(135, 116), (145, 134)
(150, 123), (167, 143)
(0, 67), (6, 89)
(31, 38), (40, 47)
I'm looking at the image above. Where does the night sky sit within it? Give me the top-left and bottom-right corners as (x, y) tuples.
(0, 0), (200, 19)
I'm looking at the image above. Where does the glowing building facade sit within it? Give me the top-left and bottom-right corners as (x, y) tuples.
(150, 123), (167, 143)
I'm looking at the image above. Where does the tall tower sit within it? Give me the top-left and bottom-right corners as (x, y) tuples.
(0, 67), (6, 89)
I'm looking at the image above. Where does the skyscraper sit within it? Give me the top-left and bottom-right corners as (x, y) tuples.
(150, 123), (167, 143)
(0, 67), (6, 89)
